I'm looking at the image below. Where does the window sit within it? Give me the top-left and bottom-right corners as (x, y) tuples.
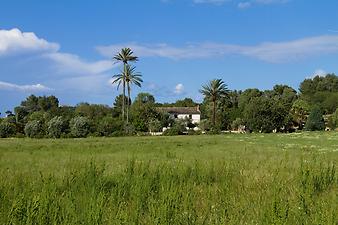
(189, 115), (192, 119)
(174, 114), (178, 119)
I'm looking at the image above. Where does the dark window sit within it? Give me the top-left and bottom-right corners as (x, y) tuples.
(174, 114), (178, 119)
(189, 115), (192, 119)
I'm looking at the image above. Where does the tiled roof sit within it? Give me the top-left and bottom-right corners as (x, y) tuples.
(157, 106), (200, 115)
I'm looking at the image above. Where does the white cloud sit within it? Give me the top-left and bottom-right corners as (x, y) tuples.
(98, 35), (338, 63)
(174, 83), (185, 94)
(0, 28), (115, 97)
(238, 2), (251, 8)
(45, 53), (113, 75)
(312, 69), (327, 77)
(162, 0), (289, 7)
(0, 28), (59, 56)
(193, 0), (228, 4)
(0, 81), (52, 92)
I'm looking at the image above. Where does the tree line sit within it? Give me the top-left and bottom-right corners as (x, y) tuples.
(1, 48), (338, 138)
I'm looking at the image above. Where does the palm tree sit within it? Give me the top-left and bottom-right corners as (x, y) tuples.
(113, 48), (138, 122)
(199, 79), (229, 127)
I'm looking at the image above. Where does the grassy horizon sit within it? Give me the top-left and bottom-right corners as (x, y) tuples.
(0, 133), (337, 224)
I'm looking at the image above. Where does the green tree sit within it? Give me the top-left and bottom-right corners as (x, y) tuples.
(199, 79), (229, 127)
(130, 93), (159, 132)
(304, 107), (325, 131)
(328, 108), (338, 130)
(113, 48), (138, 123)
(0, 121), (16, 138)
(97, 116), (123, 136)
(290, 99), (310, 130)
(47, 116), (67, 138)
(70, 116), (90, 138)
(24, 120), (44, 138)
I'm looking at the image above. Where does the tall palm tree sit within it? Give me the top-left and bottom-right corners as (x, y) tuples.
(113, 48), (138, 122)
(199, 79), (229, 127)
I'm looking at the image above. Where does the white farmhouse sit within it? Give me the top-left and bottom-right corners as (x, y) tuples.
(157, 106), (201, 124)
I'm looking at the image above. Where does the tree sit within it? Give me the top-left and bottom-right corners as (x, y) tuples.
(130, 93), (159, 132)
(290, 99), (310, 130)
(47, 116), (67, 138)
(70, 116), (90, 138)
(328, 108), (338, 130)
(97, 116), (123, 136)
(24, 120), (44, 138)
(243, 97), (275, 133)
(113, 48), (138, 123)
(134, 92), (155, 104)
(304, 107), (325, 131)
(0, 121), (16, 138)
(199, 79), (229, 127)
(112, 95), (129, 118)
(113, 65), (143, 123)
(173, 98), (197, 107)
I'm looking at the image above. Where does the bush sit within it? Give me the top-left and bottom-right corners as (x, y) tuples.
(328, 108), (338, 130)
(304, 107), (325, 131)
(0, 122), (16, 138)
(47, 116), (67, 138)
(231, 118), (245, 130)
(148, 119), (162, 132)
(97, 117), (123, 136)
(24, 120), (44, 138)
(199, 119), (212, 131)
(163, 120), (186, 136)
(70, 116), (90, 138)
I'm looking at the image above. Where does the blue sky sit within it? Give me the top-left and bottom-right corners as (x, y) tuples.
(1, 0), (338, 113)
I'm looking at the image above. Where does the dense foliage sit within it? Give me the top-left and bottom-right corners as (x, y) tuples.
(1, 74), (338, 137)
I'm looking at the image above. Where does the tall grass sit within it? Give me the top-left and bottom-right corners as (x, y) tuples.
(0, 158), (336, 224)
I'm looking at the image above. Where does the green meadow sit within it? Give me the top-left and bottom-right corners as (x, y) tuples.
(0, 133), (337, 224)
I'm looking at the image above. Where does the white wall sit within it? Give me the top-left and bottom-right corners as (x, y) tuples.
(175, 114), (200, 124)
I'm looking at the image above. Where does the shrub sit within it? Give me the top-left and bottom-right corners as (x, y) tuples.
(0, 122), (16, 138)
(70, 116), (90, 138)
(97, 117), (123, 136)
(123, 124), (136, 136)
(199, 119), (212, 131)
(231, 118), (245, 130)
(148, 119), (162, 132)
(304, 107), (325, 131)
(163, 120), (186, 136)
(47, 116), (67, 138)
(328, 108), (338, 130)
(24, 120), (44, 138)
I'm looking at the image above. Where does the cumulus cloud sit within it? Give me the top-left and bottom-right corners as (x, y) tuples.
(97, 35), (338, 63)
(0, 28), (115, 97)
(0, 81), (52, 92)
(0, 28), (113, 77)
(174, 83), (185, 94)
(0, 28), (59, 56)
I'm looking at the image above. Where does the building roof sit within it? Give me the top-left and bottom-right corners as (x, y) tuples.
(157, 106), (201, 115)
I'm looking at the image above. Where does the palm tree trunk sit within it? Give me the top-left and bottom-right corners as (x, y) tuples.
(127, 84), (131, 124)
(213, 100), (216, 127)
(122, 64), (126, 123)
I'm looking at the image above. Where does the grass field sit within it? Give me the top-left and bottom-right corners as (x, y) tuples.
(0, 133), (337, 224)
